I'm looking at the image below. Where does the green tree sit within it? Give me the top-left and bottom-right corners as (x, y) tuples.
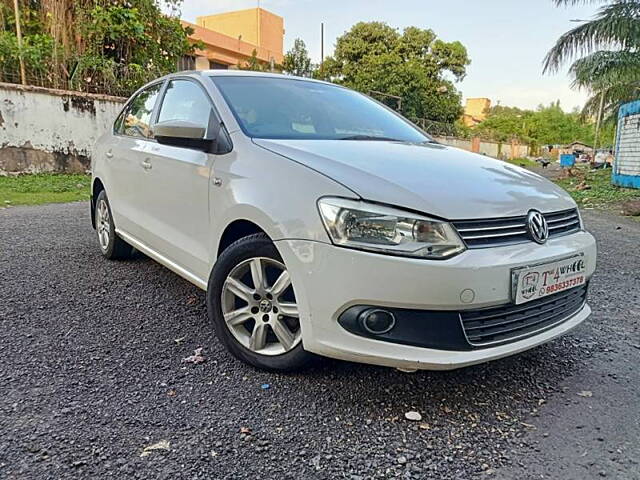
(0, 0), (196, 94)
(474, 102), (615, 148)
(283, 38), (313, 77)
(74, 1), (195, 93)
(544, 0), (640, 121)
(238, 49), (267, 71)
(474, 105), (534, 143)
(0, 1), (57, 83)
(318, 22), (470, 124)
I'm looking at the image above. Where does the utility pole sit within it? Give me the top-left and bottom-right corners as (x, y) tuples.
(320, 23), (324, 70)
(13, 0), (27, 85)
(594, 90), (605, 151)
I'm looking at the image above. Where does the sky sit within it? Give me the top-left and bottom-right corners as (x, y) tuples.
(177, 0), (603, 111)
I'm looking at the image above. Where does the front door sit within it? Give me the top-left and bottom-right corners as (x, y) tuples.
(142, 79), (215, 280)
(108, 82), (163, 241)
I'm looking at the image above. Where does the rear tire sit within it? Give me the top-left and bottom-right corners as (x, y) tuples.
(94, 190), (132, 260)
(207, 233), (314, 371)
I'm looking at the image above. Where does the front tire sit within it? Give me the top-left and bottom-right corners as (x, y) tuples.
(94, 190), (132, 260)
(207, 233), (313, 371)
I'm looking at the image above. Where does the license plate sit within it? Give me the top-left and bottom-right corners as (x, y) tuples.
(512, 255), (587, 305)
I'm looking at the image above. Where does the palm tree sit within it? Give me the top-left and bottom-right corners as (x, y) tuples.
(544, 0), (640, 124)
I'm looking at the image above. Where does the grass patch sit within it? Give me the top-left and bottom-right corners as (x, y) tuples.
(504, 157), (539, 168)
(554, 167), (640, 210)
(0, 173), (91, 207)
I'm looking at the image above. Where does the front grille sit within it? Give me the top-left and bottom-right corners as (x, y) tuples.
(460, 284), (588, 347)
(452, 208), (581, 248)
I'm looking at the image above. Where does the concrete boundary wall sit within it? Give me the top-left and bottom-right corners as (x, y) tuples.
(434, 136), (529, 159)
(0, 83), (125, 174)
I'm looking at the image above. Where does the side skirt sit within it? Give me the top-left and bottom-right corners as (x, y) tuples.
(116, 229), (208, 291)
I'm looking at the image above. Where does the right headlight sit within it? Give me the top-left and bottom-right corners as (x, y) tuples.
(317, 197), (466, 259)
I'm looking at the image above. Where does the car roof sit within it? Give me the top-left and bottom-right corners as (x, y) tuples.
(166, 69), (336, 87)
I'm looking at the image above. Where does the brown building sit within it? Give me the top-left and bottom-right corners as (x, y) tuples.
(180, 8), (284, 71)
(462, 98), (491, 127)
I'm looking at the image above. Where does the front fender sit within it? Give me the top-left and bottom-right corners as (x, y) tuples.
(208, 134), (356, 269)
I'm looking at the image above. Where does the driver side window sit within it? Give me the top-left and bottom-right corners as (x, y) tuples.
(157, 80), (213, 128)
(116, 83), (162, 139)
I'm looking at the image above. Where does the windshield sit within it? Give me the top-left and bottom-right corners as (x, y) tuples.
(210, 76), (431, 143)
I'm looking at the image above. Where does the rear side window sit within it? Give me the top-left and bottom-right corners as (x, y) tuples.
(116, 83), (162, 139)
(157, 80), (212, 127)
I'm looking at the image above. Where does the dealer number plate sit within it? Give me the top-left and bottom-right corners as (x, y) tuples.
(512, 255), (586, 305)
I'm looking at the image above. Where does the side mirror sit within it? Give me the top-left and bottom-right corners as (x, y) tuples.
(154, 120), (213, 151)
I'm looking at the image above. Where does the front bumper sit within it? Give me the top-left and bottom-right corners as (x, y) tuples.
(275, 230), (597, 370)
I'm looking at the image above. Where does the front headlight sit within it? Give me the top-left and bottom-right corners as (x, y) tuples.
(317, 198), (466, 259)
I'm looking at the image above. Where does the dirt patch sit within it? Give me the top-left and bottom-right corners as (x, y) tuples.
(61, 95), (96, 116)
(0, 144), (90, 174)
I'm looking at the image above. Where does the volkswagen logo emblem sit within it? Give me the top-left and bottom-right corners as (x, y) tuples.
(527, 210), (549, 244)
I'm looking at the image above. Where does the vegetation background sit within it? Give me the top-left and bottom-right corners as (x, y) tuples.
(0, 0), (636, 149)
(0, 0), (196, 96)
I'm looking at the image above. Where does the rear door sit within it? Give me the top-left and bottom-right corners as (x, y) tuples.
(108, 82), (163, 240)
(142, 78), (216, 280)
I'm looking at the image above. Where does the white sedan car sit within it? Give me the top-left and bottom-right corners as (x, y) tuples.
(91, 71), (596, 371)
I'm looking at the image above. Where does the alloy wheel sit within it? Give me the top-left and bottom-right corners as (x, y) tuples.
(221, 257), (301, 356)
(96, 199), (111, 251)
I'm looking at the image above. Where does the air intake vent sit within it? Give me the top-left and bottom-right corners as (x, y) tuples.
(460, 284), (588, 347)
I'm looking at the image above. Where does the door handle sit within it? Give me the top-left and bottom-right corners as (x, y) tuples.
(141, 159), (152, 170)
(105, 150), (113, 159)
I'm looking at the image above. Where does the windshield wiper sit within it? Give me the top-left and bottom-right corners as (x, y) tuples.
(338, 134), (403, 142)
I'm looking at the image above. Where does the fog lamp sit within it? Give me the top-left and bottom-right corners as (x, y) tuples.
(359, 309), (396, 335)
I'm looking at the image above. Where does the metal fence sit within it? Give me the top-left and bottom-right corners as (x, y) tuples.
(411, 117), (460, 137)
(0, 68), (146, 98)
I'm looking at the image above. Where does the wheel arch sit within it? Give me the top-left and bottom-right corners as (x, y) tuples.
(90, 177), (106, 229)
(217, 219), (269, 258)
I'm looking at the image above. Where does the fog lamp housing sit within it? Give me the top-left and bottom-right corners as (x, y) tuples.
(359, 309), (396, 335)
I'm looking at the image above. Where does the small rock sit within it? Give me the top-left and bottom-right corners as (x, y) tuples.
(577, 390), (593, 398)
(405, 411), (422, 422)
(621, 200), (640, 216)
(397, 455), (407, 465)
(182, 347), (206, 364)
(140, 440), (170, 457)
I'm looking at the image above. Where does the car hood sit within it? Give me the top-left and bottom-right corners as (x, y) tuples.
(253, 139), (575, 220)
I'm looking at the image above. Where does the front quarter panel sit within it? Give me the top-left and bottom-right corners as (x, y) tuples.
(209, 133), (355, 267)
(91, 132), (110, 185)
(91, 132), (114, 210)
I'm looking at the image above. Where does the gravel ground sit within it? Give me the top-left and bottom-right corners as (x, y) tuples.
(0, 203), (638, 480)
